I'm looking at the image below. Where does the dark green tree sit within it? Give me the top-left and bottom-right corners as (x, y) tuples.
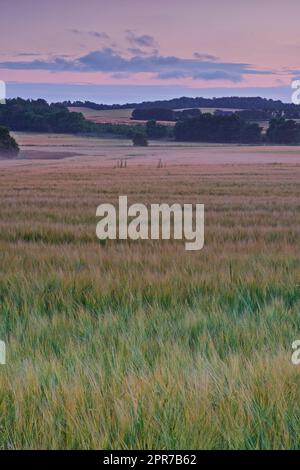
(0, 126), (19, 157)
(146, 120), (167, 139)
(174, 114), (262, 143)
(266, 118), (300, 144)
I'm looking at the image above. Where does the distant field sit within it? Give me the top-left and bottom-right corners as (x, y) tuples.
(69, 106), (242, 125)
(68, 106), (170, 126)
(68, 107), (135, 124)
(10, 131), (300, 164)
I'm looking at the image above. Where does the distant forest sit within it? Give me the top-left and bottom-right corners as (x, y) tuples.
(174, 114), (262, 143)
(131, 107), (293, 122)
(1, 97), (300, 144)
(62, 96), (300, 118)
(174, 115), (300, 144)
(0, 98), (143, 138)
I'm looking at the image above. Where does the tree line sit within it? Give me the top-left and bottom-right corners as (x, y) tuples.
(63, 96), (300, 116)
(0, 98), (144, 137)
(174, 114), (261, 143)
(0, 126), (19, 156)
(174, 114), (300, 144)
(1, 98), (300, 146)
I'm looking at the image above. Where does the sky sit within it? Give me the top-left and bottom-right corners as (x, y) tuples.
(1, 0), (300, 103)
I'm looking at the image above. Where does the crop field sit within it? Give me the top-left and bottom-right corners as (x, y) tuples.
(0, 136), (300, 449)
(68, 106), (175, 126)
(68, 107), (136, 125)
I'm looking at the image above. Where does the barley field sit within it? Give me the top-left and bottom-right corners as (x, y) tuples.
(68, 106), (135, 124)
(0, 135), (300, 449)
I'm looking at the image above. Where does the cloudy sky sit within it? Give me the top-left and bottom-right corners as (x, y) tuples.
(1, 0), (300, 103)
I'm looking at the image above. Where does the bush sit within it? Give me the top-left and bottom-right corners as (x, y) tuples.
(0, 126), (19, 157)
(132, 133), (148, 146)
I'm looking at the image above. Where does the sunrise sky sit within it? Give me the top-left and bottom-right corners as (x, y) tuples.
(1, 0), (300, 103)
